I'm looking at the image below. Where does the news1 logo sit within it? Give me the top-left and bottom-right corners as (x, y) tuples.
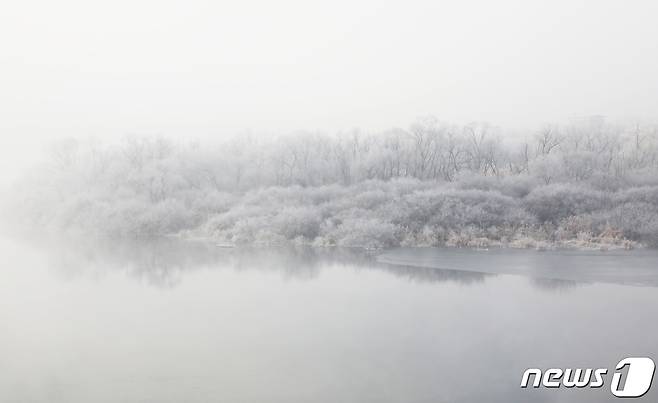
(521, 357), (655, 398)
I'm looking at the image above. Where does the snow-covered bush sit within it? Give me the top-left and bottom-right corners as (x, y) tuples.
(523, 184), (608, 223)
(8, 118), (658, 249)
(324, 217), (399, 249)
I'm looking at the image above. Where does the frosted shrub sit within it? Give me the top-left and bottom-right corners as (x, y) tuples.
(431, 189), (519, 228)
(229, 216), (273, 244)
(271, 206), (322, 240)
(327, 217), (399, 249)
(9, 120), (658, 249)
(615, 186), (658, 205)
(352, 189), (389, 210)
(189, 191), (237, 216)
(598, 202), (658, 246)
(524, 184), (608, 223)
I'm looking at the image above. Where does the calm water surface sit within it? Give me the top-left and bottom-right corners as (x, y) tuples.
(1, 236), (657, 403)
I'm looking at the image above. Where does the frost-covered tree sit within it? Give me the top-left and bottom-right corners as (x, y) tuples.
(9, 116), (658, 249)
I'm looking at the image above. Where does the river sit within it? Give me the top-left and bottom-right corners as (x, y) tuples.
(1, 236), (657, 402)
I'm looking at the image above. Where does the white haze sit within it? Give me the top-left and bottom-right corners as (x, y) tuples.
(1, 0), (658, 184)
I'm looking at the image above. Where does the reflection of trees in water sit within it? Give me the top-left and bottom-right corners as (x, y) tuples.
(529, 277), (582, 292)
(47, 237), (629, 291)
(44, 236), (658, 292)
(374, 263), (489, 285)
(49, 237), (223, 287)
(44, 237), (491, 287)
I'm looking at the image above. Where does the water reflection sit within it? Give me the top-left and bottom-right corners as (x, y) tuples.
(528, 277), (582, 292)
(3, 235), (658, 403)
(375, 263), (489, 285)
(379, 247), (658, 287)
(39, 236), (490, 288)
(32, 236), (658, 289)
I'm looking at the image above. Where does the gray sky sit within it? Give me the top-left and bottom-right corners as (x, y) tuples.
(1, 0), (658, 180)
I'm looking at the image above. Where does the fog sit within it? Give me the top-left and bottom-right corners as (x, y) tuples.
(7, 118), (658, 251)
(2, 0), (658, 184)
(3, 234), (657, 403)
(3, 3), (658, 402)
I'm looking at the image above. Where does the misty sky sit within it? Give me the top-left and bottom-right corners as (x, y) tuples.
(1, 0), (658, 181)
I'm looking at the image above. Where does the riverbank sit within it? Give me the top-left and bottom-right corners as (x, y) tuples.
(10, 179), (656, 252)
(176, 226), (642, 252)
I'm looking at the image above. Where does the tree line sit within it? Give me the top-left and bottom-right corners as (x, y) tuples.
(10, 116), (658, 249)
